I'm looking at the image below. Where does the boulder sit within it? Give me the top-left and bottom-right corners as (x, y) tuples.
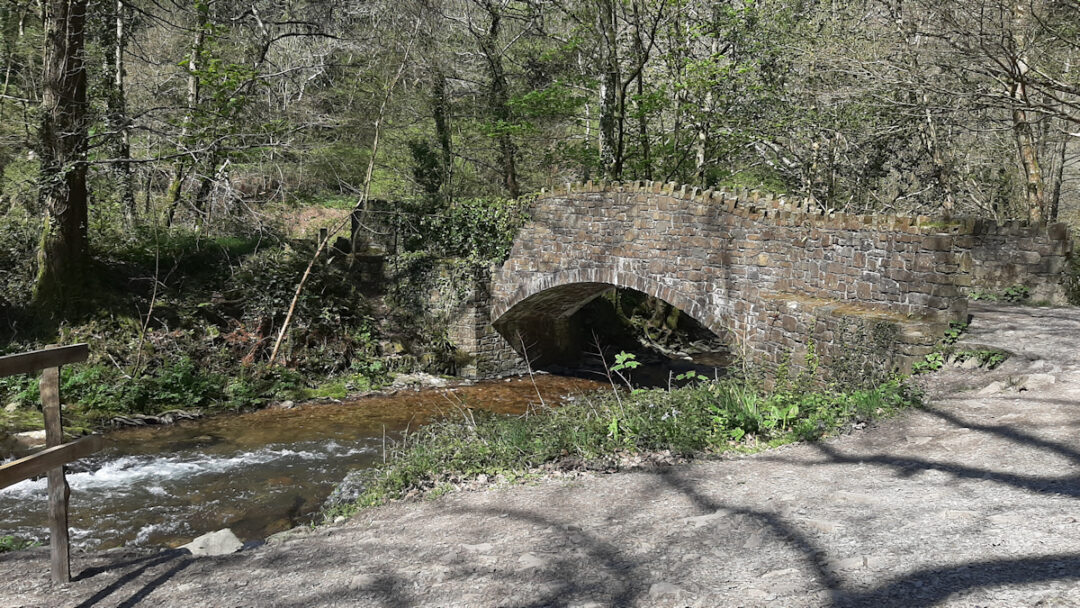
(13, 430), (47, 451)
(1021, 373), (1056, 391)
(181, 528), (243, 557)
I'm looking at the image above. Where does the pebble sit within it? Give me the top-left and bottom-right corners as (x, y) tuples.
(517, 552), (547, 570)
(940, 509), (980, 520)
(681, 509), (728, 528)
(348, 574), (377, 590)
(800, 518), (841, 534)
(648, 582), (683, 599)
(835, 556), (866, 571)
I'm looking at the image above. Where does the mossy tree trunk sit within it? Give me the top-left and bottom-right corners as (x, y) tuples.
(34, 0), (91, 313)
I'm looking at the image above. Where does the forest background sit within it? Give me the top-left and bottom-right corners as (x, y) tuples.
(0, 0), (1078, 428)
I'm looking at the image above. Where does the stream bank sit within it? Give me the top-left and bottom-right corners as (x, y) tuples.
(0, 375), (604, 551)
(2, 303), (1078, 607)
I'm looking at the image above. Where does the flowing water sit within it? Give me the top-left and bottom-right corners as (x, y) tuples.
(0, 375), (604, 551)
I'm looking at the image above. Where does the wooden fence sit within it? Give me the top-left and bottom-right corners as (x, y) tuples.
(0, 344), (104, 584)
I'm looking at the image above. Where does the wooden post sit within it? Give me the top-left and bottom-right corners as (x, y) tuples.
(41, 364), (71, 584)
(350, 206), (361, 255)
(0, 344), (97, 586)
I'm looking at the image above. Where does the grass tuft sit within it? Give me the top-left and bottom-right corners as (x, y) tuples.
(323, 377), (918, 519)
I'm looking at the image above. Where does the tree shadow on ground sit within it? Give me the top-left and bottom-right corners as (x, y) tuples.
(652, 466), (1080, 607)
(731, 400), (1080, 605)
(773, 399), (1080, 499)
(39, 383), (1080, 607)
(72, 549), (191, 608)
(466, 506), (643, 607)
(830, 554), (1080, 608)
(268, 505), (645, 608)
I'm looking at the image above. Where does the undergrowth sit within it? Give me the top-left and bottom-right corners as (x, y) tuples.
(323, 371), (918, 519)
(0, 535), (38, 553)
(0, 224), (392, 427)
(0, 195), (530, 430)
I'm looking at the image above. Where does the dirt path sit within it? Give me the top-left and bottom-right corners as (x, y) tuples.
(3, 302), (1080, 607)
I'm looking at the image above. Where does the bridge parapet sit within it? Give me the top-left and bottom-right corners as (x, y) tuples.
(463, 181), (1071, 380)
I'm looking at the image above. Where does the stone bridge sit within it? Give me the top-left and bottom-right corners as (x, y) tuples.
(447, 182), (1071, 380)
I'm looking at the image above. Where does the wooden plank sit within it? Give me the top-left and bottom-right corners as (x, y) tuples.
(42, 366), (62, 448)
(0, 435), (104, 490)
(0, 344), (88, 378)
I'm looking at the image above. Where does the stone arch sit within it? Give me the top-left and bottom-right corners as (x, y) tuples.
(491, 268), (734, 367)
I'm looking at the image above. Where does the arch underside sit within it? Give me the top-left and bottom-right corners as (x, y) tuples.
(492, 271), (734, 368)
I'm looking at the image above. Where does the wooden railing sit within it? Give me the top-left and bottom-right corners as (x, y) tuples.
(0, 344), (104, 583)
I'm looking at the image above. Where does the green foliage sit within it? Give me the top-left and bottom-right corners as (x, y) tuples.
(510, 81), (588, 120)
(969, 285), (1031, 303)
(0, 218), (392, 425)
(420, 197), (529, 262)
(910, 321), (1003, 375)
(912, 351), (946, 374)
(326, 377), (917, 514)
(942, 321), (968, 346)
(0, 206), (41, 308)
(0, 536), (38, 553)
(952, 349), (1010, 369)
(978, 350), (1009, 369)
(1002, 285), (1031, 303)
(611, 351), (641, 373)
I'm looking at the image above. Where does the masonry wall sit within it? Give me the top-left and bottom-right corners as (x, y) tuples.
(964, 221), (1071, 303)
(445, 270), (526, 378)
(469, 181), (1072, 379)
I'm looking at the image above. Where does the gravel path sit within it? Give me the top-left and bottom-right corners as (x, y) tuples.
(3, 302), (1079, 607)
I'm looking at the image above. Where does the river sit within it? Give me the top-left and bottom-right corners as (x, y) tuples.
(0, 375), (604, 551)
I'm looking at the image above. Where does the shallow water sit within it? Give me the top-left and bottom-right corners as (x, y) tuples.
(0, 375), (604, 550)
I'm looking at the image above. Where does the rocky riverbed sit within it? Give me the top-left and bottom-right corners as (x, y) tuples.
(2, 302), (1079, 607)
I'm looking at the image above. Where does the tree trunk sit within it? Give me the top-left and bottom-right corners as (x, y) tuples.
(636, 70), (651, 180)
(102, 0), (136, 224)
(1009, 0), (1046, 223)
(596, 0), (619, 180)
(432, 68), (453, 202)
(1046, 58), (1071, 222)
(631, 0), (651, 180)
(34, 0), (90, 310)
(479, 5), (519, 199)
(167, 6), (207, 226)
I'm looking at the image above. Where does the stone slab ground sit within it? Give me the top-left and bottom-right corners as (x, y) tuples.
(2, 302), (1079, 607)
